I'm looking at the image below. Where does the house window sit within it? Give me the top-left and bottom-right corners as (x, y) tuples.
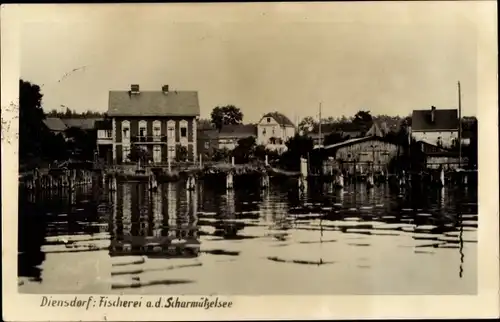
(106, 130), (112, 138)
(139, 120), (147, 137)
(167, 121), (175, 139)
(153, 120), (161, 137)
(167, 146), (176, 159)
(123, 146), (131, 161)
(272, 128), (275, 135)
(179, 120), (188, 139)
(267, 117), (271, 123)
(122, 121), (130, 140)
(262, 129), (266, 135)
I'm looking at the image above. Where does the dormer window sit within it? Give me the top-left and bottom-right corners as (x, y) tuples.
(267, 117), (271, 123)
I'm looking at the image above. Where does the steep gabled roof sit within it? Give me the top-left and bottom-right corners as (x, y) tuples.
(108, 90), (200, 117)
(43, 117), (67, 132)
(412, 108), (458, 131)
(314, 135), (395, 151)
(261, 112), (295, 127)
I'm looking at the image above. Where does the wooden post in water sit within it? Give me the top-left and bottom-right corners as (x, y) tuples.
(199, 154), (203, 169)
(167, 157), (171, 173)
(226, 171), (234, 190)
(186, 174), (196, 191)
(300, 157), (308, 178)
(231, 156), (235, 167)
(265, 155), (269, 166)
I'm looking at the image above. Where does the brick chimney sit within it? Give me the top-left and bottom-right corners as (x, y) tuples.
(162, 85), (169, 93)
(130, 84), (140, 94)
(430, 106), (436, 123)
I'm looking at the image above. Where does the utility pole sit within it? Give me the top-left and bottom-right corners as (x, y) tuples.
(318, 102), (322, 148)
(458, 81), (462, 169)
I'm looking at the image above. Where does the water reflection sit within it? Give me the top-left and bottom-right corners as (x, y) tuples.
(18, 178), (478, 294)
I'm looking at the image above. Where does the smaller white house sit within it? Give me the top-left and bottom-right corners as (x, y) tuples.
(257, 112), (296, 153)
(411, 106), (459, 148)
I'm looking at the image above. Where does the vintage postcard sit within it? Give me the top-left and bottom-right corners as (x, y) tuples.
(2, 2), (498, 321)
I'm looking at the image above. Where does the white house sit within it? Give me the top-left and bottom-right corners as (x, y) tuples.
(411, 106), (459, 148)
(257, 112), (296, 153)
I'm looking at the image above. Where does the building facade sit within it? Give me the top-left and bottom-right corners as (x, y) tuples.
(257, 112), (296, 153)
(313, 136), (400, 174)
(108, 84), (200, 164)
(96, 119), (113, 164)
(411, 106), (459, 148)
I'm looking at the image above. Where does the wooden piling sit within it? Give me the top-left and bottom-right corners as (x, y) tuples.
(226, 172), (234, 190)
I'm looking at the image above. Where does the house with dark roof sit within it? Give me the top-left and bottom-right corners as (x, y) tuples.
(256, 112), (296, 153)
(411, 106), (459, 148)
(107, 84), (200, 164)
(197, 124), (257, 156)
(43, 117), (68, 136)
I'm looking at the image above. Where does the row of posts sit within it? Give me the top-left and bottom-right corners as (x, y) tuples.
(24, 169), (93, 192)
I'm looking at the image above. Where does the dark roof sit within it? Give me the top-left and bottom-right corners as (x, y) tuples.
(314, 135), (396, 151)
(62, 118), (102, 130)
(261, 112), (295, 127)
(108, 90), (200, 117)
(95, 119), (112, 130)
(311, 122), (365, 134)
(43, 117), (67, 132)
(412, 108), (458, 131)
(197, 124), (257, 140)
(218, 124), (257, 139)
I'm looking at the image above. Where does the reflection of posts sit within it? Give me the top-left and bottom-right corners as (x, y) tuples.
(260, 174), (269, 189)
(226, 172), (234, 190)
(186, 175), (196, 191)
(300, 157), (308, 178)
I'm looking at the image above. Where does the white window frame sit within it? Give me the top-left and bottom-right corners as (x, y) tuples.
(153, 145), (162, 163)
(122, 120), (130, 141)
(153, 120), (161, 138)
(123, 145), (131, 162)
(167, 120), (176, 140)
(179, 120), (188, 139)
(139, 120), (147, 137)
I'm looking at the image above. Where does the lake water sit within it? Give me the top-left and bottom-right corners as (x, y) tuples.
(18, 177), (477, 295)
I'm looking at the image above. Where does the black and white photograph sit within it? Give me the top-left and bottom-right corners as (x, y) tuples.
(2, 2), (498, 320)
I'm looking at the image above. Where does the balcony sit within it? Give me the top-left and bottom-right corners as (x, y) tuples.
(131, 135), (168, 144)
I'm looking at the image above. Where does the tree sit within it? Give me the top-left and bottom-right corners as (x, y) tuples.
(175, 144), (188, 162)
(232, 136), (256, 164)
(279, 134), (314, 171)
(298, 116), (317, 134)
(323, 132), (348, 146)
(353, 110), (373, 134)
(128, 146), (151, 164)
(64, 127), (97, 161)
(210, 105), (243, 132)
(197, 118), (214, 130)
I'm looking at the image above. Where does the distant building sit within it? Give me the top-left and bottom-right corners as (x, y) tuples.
(411, 106), (459, 148)
(417, 140), (465, 170)
(62, 118), (102, 131)
(257, 112), (296, 153)
(107, 84), (200, 164)
(312, 136), (400, 174)
(43, 117), (68, 137)
(197, 124), (257, 156)
(96, 119), (113, 164)
(309, 121), (383, 148)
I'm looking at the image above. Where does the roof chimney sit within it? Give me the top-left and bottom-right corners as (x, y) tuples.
(431, 106), (436, 123)
(130, 84), (140, 94)
(162, 85), (169, 93)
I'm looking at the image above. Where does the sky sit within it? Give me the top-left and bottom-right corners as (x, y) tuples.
(20, 2), (486, 123)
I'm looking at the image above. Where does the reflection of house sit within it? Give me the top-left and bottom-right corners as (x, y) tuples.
(96, 119), (113, 164)
(312, 136), (400, 174)
(411, 106), (459, 148)
(257, 112), (296, 153)
(197, 125), (257, 155)
(108, 84), (200, 164)
(109, 183), (200, 257)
